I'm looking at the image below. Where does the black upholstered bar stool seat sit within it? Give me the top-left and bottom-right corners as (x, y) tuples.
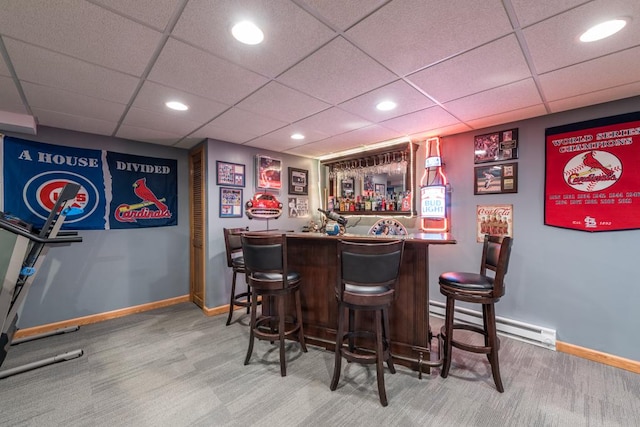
(223, 227), (257, 326)
(241, 233), (307, 377)
(330, 239), (405, 406)
(439, 234), (513, 392)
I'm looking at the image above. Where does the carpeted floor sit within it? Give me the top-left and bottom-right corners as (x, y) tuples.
(1, 302), (638, 426)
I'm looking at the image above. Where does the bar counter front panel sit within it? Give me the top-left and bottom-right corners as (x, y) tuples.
(284, 232), (456, 371)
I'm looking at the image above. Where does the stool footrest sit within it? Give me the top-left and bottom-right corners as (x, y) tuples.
(254, 316), (302, 342)
(440, 324), (499, 355)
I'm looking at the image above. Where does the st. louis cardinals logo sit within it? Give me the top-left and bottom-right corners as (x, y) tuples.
(114, 178), (172, 223)
(563, 150), (622, 192)
(23, 171), (97, 223)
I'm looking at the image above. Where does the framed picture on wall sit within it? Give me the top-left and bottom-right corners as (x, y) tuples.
(288, 167), (308, 195)
(474, 128), (518, 163)
(219, 187), (243, 218)
(476, 204), (513, 242)
(341, 178), (354, 197)
(474, 162), (518, 195)
(256, 155), (282, 190)
(216, 161), (245, 187)
(375, 183), (385, 194)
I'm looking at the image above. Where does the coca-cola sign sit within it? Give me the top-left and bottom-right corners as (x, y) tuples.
(477, 204), (513, 242)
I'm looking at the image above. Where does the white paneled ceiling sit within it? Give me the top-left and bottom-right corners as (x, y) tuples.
(0, 0), (638, 156)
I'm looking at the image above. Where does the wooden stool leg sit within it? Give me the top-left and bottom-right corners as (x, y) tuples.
(244, 290), (258, 365)
(375, 310), (388, 407)
(245, 281), (251, 314)
(278, 296), (287, 377)
(330, 304), (345, 391)
(226, 270), (239, 326)
(484, 303), (504, 392)
(295, 290), (307, 352)
(382, 306), (395, 374)
(440, 296), (455, 378)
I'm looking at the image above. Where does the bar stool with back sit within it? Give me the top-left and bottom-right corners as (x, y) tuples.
(438, 234), (513, 392)
(330, 239), (405, 407)
(241, 233), (307, 376)
(223, 227), (253, 326)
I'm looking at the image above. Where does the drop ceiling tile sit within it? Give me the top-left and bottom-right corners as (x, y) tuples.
(548, 82), (640, 114)
(148, 39), (269, 105)
(539, 47), (640, 101)
(296, 0), (388, 31)
(22, 82), (126, 122)
(91, 0), (182, 31)
(381, 106), (461, 135)
(235, 81), (331, 123)
(0, 55), (10, 77)
(252, 123), (330, 148)
(339, 80), (434, 122)
(293, 107), (372, 137)
(0, 0), (162, 76)
(190, 123), (258, 145)
(132, 81), (231, 123)
(510, 0), (588, 27)
(409, 122), (473, 142)
(32, 108), (117, 137)
(5, 39), (139, 104)
(277, 36), (396, 105)
(444, 79), (543, 122)
(172, 0), (336, 78)
(122, 106), (205, 136)
(523, 0), (640, 74)
(407, 35), (532, 104)
(465, 104), (548, 130)
(172, 137), (205, 149)
(205, 107), (288, 139)
(116, 124), (182, 146)
(0, 75), (25, 112)
(346, 0), (513, 76)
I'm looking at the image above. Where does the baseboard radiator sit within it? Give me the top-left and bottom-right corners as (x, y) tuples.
(429, 300), (557, 350)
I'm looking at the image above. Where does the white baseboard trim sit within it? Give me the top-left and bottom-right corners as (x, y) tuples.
(429, 300), (556, 350)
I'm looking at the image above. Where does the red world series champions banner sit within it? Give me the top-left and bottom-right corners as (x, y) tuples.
(545, 111), (640, 232)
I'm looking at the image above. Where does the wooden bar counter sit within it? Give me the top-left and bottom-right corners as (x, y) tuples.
(284, 232), (456, 372)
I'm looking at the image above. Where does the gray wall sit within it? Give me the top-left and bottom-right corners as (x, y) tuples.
(4, 96), (639, 363)
(426, 95), (640, 361)
(205, 138), (319, 309)
(1, 126), (190, 327)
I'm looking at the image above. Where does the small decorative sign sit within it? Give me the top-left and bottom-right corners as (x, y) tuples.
(476, 204), (513, 242)
(287, 196), (309, 217)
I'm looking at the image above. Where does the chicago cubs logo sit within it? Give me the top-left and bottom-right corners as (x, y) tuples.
(563, 150), (622, 192)
(23, 171), (99, 223)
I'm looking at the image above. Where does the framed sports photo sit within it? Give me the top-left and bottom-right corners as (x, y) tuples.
(256, 155), (282, 190)
(216, 161), (245, 187)
(474, 162), (518, 195)
(474, 128), (518, 163)
(288, 167), (308, 195)
(219, 187), (243, 218)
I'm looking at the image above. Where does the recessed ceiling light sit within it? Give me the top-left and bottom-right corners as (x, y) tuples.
(165, 101), (188, 111)
(291, 133), (305, 140)
(579, 19), (627, 42)
(376, 101), (397, 111)
(232, 21), (264, 45)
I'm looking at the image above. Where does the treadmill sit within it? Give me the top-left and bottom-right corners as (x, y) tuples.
(0, 183), (84, 379)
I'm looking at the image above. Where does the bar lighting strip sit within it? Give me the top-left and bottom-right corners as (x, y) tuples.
(421, 137), (449, 232)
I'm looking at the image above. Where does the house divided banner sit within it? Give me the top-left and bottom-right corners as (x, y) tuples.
(1, 135), (177, 230)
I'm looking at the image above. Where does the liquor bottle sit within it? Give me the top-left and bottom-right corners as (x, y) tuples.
(317, 208), (348, 226)
(365, 195), (372, 211)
